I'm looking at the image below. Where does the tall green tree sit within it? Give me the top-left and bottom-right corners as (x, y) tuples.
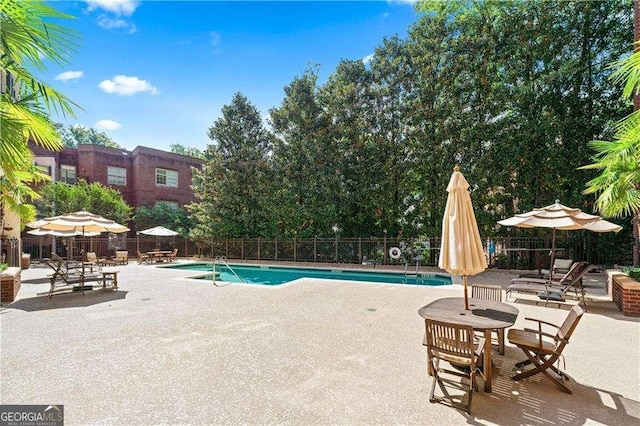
(0, 0), (79, 225)
(317, 60), (380, 236)
(270, 68), (338, 237)
(134, 204), (195, 237)
(170, 143), (205, 159)
(190, 93), (274, 237)
(54, 123), (121, 148)
(410, 0), (630, 237)
(34, 180), (132, 225)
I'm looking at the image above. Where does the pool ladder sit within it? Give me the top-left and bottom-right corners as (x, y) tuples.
(213, 256), (244, 286)
(403, 260), (420, 277)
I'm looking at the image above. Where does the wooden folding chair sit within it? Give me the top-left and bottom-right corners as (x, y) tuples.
(507, 305), (584, 393)
(137, 250), (150, 264)
(423, 319), (485, 414)
(471, 284), (505, 354)
(114, 250), (129, 265)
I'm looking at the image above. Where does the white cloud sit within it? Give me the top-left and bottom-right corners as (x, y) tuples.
(362, 54), (375, 65)
(85, 0), (140, 16)
(55, 70), (84, 81)
(210, 32), (222, 46)
(98, 75), (159, 96)
(95, 119), (121, 130)
(97, 15), (136, 32)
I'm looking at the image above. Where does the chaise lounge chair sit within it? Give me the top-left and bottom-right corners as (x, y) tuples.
(506, 261), (593, 307)
(46, 253), (106, 298)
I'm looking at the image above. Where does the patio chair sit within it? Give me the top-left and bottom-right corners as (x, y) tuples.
(541, 258), (575, 276)
(423, 319), (485, 414)
(471, 284), (505, 354)
(85, 251), (105, 270)
(86, 251), (98, 264)
(138, 250), (151, 264)
(46, 254), (91, 297)
(167, 248), (178, 262)
(507, 305), (584, 394)
(114, 250), (129, 265)
(506, 261), (593, 307)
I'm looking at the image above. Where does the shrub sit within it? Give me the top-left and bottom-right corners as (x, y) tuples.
(622, 266), (640, 281)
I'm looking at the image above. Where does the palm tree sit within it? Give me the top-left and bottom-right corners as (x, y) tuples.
(582, 46), (640, 265)
(0, 0), (80, 225)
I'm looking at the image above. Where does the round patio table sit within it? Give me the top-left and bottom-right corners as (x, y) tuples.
(418, 297), (519, 392)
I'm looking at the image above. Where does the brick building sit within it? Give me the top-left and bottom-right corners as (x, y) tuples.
(30, 143), (204, 214)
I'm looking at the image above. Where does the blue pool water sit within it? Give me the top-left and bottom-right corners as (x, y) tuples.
(164, 263), (452, 287)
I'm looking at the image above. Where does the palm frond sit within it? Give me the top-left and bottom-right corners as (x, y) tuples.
(609, 44), (640, 99)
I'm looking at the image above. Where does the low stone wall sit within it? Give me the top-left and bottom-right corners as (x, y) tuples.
(608, 270), (640, 317)
(1, 267), (21, 304)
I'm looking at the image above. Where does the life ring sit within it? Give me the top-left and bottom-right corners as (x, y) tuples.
(389, 247), (402, 260)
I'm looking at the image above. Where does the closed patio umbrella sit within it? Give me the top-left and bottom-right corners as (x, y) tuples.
(438, 167), (487, 310)
(27, 211), (129, 286)
(498, 200), (622, 283)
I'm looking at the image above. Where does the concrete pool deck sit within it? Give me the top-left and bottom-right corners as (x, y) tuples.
(1, 261), (639, 425)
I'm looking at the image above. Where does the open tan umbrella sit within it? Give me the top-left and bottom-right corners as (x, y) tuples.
(438, 167), (487, 310)
(498, 200), (622, 283)
(27, 211), (129, 286)
(139, 226), (178, 250)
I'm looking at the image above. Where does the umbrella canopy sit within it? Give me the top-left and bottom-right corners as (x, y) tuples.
(497, 200), (622, 282)
(438, 167), (487, 310)
(139, 226), (179, 237)
(497, 200), (622, 232)
(27, 211), (129, 285)
(27, 229), (100, 237)
(138, 226), (178, 250)
(28, 210), (129, 234)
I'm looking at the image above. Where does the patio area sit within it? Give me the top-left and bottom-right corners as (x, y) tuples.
(1, 262), (639, 425)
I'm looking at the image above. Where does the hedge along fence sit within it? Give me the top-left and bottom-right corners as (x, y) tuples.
(18, 233), (631, 270)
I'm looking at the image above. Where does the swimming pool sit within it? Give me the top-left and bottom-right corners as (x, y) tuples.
(164, 263), (452, 287)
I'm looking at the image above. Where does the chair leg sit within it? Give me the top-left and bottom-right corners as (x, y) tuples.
(515, 358), (532, 368)
(513, 349), (572, 394)
(465, 379), (473, 414)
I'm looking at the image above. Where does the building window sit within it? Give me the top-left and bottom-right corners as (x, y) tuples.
(156, 201), (179, 210)
(107, 166), (126, 186)
(156, 168), (178, 188)
(59, 164), (76, 184)
(35, 162), (52, 178)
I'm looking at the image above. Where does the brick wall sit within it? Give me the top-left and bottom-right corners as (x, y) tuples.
(609, 271), (640, 317)
(0, 267), (21, 304)
(28, 142), (204, 210)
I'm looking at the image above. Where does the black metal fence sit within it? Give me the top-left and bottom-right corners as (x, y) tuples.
(15, 232), (632, 270)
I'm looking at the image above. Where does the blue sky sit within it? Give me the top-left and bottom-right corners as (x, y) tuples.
(43, 1), (419, 152)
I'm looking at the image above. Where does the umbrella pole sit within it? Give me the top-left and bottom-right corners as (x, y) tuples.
(463, 275), (469, 310)
(548, 228), (557, 285)
(81, 227), (86, 289)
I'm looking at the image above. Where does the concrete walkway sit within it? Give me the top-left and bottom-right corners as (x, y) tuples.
(1, 261), (638, 425)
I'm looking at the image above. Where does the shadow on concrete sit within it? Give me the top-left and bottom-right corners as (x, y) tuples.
(20, 277), (53, 285)
(507, 296), (640, 324)
(1, 289), (128, 312)
(464, 348), (640, 425)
